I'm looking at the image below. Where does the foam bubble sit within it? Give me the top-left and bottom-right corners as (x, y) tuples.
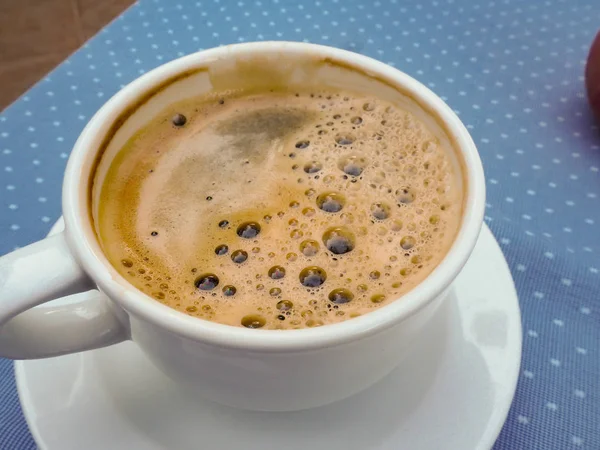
(335, 134), (355, 146)
(195, 274), (219, 290)
(400, 236), (416, 250)
(371, 294), (385, 303)
(396, 187), (416, 204)
(338, 155), (367, 177)
(304, 161), (323, 174)
(299, 266), (327, 288)
(222, 285), (237, 296)
(241, 315), (266, 329)
(231, 250), (248, 264)
(215, 244), (229, 255)
(328, 288), (354, 304)
(268, 265), (286, 280)
(302, 207), (316, 217)
(370, 202), (391, 220)
(276, 300), (293, 311)
(237, 222), (261, 239)
(300, 239), (320, 257)
(316, 192), (346, 213)
(172, 113), (187, 127)
(323, 227), (355, 255)
(363, 102), (376, 111)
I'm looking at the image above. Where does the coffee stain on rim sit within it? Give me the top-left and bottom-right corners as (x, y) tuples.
(88, 56), (470, 238)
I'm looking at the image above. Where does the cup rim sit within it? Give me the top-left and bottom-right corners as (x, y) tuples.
(63, 41), (485, 352)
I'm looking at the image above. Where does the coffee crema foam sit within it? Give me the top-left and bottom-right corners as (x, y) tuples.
(98, 88), (464, 329)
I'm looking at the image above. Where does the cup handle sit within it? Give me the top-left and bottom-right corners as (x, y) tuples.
(0, 231), (129, 359)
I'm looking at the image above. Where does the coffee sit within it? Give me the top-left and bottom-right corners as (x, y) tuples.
(98, 88), (464, 329)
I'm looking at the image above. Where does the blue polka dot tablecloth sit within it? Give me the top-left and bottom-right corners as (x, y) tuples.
(1, 0), (599, 448)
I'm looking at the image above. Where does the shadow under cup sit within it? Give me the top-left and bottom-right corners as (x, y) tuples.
(75, 43), (482, 411)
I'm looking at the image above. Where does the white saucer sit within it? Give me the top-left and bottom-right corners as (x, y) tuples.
(15, 219), (521, 450)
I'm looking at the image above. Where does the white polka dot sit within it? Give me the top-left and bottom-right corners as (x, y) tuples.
(523, 370), (534, 379)
(516, 264), (526, 272)
(528, 330), (538, 338)
(572, 436), (583, 446)
(579, 307), (590, 315)
(561, 278), (572, 286)
(517, 415), (530, 425)
(546, 402), (558, 411)
(574, 389), (585, 398)
(10, 224), (20, 231)
(544, 252), (554, 259)
(533, 291), (545, 299)
(576, 347), (587, 355)
(553, 319), (564, 327)
(550, 358), (561, 367)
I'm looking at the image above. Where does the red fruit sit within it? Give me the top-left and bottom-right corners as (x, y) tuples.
(585, 31), (600, 121)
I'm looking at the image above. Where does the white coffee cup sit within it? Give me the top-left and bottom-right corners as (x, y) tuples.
(0, 42), (484, 411)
